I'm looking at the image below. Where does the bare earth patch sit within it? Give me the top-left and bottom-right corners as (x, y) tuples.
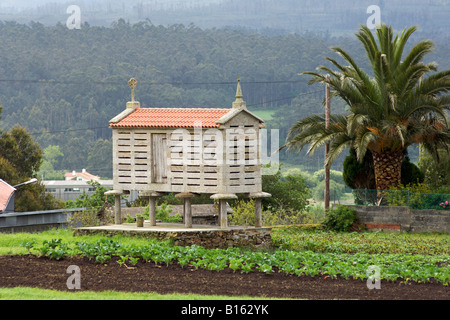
(0, 255), (448, 300)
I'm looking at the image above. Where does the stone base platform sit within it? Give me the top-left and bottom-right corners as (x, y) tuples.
(73, 223), (272, 249)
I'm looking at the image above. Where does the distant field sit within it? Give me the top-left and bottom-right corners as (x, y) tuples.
(248, 109), (276, 121)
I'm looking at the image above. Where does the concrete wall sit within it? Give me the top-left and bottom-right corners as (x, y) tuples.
(347, 205), (450, 233)
(0, 208), (85, 233)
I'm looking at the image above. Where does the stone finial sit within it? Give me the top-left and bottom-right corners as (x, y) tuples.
(232, 77), (246, 109)
(235, 77), (243, 99)
(128, 78), (138, 102)
(126, 78), (140, 109)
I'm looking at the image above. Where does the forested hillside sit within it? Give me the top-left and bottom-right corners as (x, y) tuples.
(0, 20), (448, 178)
(1, 0), (449, 39)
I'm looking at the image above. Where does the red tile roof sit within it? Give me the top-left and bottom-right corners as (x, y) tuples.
(65, 170), (100, 181)
(110, 108), (232, 128)
(0, 179), (15, 213)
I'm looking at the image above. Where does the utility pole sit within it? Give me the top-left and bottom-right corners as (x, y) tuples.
(324, 74), (330, 212)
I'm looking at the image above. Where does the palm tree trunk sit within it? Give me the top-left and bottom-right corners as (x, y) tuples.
(372, 150), (404, 204)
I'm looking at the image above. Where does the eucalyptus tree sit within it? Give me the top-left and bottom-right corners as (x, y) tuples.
(284, 24), (450, 199)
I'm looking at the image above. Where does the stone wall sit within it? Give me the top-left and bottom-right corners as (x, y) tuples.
(74, 226), (272, 249)
(347, 205), (450, 233)
(172, 228), (272, 249)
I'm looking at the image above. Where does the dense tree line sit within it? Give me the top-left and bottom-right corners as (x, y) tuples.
(0, 108), (61, 211)
(0, 20), (448, 178)
(4, 1), (450, 40)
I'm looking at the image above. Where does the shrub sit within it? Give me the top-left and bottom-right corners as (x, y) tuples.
(322, 205), (358, 232)
(230, 199), (279, 226)
(262, 165), (310, 212)
(65, 181), (114, 209)
(312, 180), (346, 202)
(230, 199), (319, 226)
(143, 203), (182, 223)
(230, 199), (259, 226)
(67, 208), (114, 228)
(385, 182), (449, 209)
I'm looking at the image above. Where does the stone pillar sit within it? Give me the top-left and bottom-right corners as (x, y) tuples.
(175, 192), (197, 228)
(148, 196), (157, 226)
(210, 193), (238, 229)
(114, 195), (121, 224)
(219, 199), (228, 229)
(248, 192), (271, 228)
(139, 191), (163, 227)
(254, 198), (262, 228)
(184, 197), (193, 228)
(105, 190), (125, 225)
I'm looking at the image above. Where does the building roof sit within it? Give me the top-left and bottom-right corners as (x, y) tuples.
(109, 78), (265, 129)
(64, 169), (100, 181)
(0, 179), (16, 213)
(110, 108), (234, 128)
(43, 180), (113, 187)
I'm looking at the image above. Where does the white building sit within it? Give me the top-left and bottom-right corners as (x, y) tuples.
(43, 180), (113, 201)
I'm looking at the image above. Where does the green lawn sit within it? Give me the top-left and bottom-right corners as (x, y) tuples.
(0, 228), (169, 255)
(0, 287), (273, 300)
(248, 109), (276, 121)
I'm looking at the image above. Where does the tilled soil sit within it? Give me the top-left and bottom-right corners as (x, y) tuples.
(0, 255), (448, 300)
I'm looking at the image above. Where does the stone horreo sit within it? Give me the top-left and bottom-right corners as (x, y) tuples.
(106, 78), (271, 229)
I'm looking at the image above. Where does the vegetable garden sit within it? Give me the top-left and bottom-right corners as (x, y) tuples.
(19, 229), (449, 285)
(0, 226), (448, 300)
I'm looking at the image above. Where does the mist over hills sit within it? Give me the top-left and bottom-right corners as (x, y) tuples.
(0, 0), (449, 39)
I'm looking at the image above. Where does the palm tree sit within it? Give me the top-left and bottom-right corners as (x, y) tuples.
(284, 24), (450, 199)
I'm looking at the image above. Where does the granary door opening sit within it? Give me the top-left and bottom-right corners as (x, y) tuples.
(151, 133), (168, 184)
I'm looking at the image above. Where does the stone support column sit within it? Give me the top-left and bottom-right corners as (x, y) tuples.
(139, 191), (163, 227)
(210, 193), (238, 229)
(248, 192), (271, 228)
(175, 192), (198, 228)
(105, 190), (124, 225)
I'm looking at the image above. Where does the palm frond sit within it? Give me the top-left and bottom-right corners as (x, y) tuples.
(290, 23), (450, 171)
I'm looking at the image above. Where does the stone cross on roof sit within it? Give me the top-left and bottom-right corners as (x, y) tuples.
(128, 78), (138, 102)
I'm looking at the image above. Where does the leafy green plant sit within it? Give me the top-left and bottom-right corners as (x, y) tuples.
(20, 240), (37, 254)
(322, 205), (358, 232)
(240, 262), (255, 274)
(128, 256), (139, 266)
(95, 255), (111, 264)
(31, 238), (68, 260)
(117, 255), (128, 267)
(256, 263), (273, 274)
(19, 234), (450, 285)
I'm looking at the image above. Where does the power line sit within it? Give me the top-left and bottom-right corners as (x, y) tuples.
(247, 89), (323, 107)
(0, 78), (310, 86)
(23, 89), (322, 137)
(29, 126), (109, 136)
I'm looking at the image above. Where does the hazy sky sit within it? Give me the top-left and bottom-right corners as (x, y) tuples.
(0, 0), (223, 10)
